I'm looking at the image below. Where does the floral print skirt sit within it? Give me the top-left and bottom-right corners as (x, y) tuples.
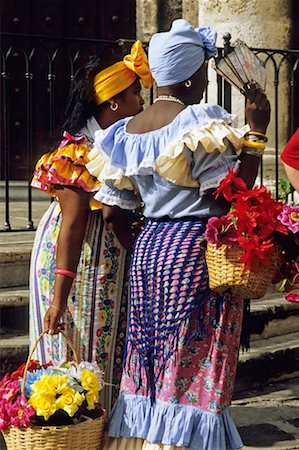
(29, 200), (129, 413)
(106, 219), (244, 449)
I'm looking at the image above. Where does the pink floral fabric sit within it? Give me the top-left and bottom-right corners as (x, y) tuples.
(121, 293), (243, 414)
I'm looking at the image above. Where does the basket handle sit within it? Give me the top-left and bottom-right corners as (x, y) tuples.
(21, 330), (79, 396)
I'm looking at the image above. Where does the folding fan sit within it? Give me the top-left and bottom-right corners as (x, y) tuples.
(212, 40), (266, 96)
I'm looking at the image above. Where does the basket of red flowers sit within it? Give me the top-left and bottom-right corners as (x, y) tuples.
(0, 331), (106, 450)
(205, 168), (299, 300)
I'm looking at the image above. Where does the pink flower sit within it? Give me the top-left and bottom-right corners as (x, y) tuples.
(284, 292), (299, 303)
(206, 217), (220, 244)
(0, 401), (10, 431)
(7, 395), (35, 428)
(277, 205), (299, 234)
(0, 374), (10, 391)
(1, 380), (20, 403)
(0, 373), (36, 431)
(205, 216), (238, 246)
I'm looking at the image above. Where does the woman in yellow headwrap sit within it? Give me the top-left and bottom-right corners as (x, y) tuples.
(29, 41), (153, 413)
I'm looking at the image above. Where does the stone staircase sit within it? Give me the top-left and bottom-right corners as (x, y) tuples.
(236, 293), (299, 392)
(0, 232), (299, 392)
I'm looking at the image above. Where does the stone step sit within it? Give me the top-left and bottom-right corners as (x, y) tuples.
(249, 292), (299, 341)
(0, 249), (31, 288)
(235, 330), (299, 393)
(1, 286), (298, 339)
(0, 334), (29, 378)
(0, 181), (48, 201)
(0, 196), (49, 231)
(0, 286), (29, 308)
(0, 287), (29, 334)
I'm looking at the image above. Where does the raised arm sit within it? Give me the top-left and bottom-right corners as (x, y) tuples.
(238, 88), (271, 188)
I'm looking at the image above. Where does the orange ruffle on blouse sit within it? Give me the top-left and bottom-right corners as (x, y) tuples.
(31, 142), (102, 210)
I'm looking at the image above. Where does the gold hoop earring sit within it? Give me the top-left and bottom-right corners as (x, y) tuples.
(110, 102), (119, 111)
(184, 80), (192, 88)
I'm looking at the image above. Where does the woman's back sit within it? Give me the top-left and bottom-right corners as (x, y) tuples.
(126, 101), (185, 134)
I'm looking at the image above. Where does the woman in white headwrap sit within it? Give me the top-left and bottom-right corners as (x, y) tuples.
(88, 19), (270, 450)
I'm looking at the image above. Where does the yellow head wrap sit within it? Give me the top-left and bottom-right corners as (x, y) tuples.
(94, 40), (153, 105)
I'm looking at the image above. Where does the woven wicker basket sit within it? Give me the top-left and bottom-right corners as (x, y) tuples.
(2, 414), (106, 450)
(1, 331), (106, 450)
(206, 243), (281, 299)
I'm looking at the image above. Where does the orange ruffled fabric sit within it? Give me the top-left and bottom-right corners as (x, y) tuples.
(31, 143), (102, 210)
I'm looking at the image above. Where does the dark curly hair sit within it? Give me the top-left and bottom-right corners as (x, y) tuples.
(60, 55), (121, 135)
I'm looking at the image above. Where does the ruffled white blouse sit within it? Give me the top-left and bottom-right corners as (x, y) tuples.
(87, 103), (248, 219)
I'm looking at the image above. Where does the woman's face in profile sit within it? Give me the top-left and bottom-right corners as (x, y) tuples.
(117, 79), (145, 118)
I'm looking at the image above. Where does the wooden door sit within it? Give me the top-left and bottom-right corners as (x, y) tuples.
(1, 0), (136, 179)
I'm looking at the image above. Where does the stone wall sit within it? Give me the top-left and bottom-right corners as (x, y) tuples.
(136, 0), (182, 41)
(136, 0), (159, 42)
(182, 0), (198, 27)
(198, 0), (292, 49)
(197, 0), (294, 189)
(158, 0), (182, 31)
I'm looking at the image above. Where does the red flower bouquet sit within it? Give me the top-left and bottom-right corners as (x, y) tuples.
(205, 168), (299, 299)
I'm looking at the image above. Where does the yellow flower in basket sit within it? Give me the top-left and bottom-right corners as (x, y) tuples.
(56, 387), (85, 417)
(0, 331), (107, 450)
(32, 374), (68, 396)
(81, 369), (100, 393)
(28, 392), (57, 421)
(85, 390), (99, 410)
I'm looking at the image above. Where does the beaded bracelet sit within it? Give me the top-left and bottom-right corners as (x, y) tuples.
(54, 268), (76, 279)
(246, 135), (267, 144)
(241, 138), (265, 157)
(244, 131), (268, 142)
(241, 139), (266, 151)
(49, 303), (65, 312)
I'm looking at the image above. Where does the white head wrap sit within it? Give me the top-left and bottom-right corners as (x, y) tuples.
(148, 19), (217, 87)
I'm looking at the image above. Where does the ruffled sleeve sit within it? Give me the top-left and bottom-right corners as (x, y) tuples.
(87, 104), (249, 190)
(31, 142), (102, 210)
(96, 180), (141, 210)
(155, 118), (248, 188)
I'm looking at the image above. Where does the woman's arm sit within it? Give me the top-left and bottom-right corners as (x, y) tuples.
(282, 163), (299, 192)
(44, 186), (90, 334)
(206, 89), (271, 209)
(102, 204), (135, 250)
(238, 88), (271, 188)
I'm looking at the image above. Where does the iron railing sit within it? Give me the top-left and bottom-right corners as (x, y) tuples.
(217, 34), (299, 200)
(1, 32), (299, 231)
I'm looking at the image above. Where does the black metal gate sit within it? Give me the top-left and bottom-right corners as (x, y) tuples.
(1, 32), (299, 231)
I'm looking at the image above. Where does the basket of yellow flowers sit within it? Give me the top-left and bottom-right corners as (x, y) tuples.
(0, 330), (106, 450)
